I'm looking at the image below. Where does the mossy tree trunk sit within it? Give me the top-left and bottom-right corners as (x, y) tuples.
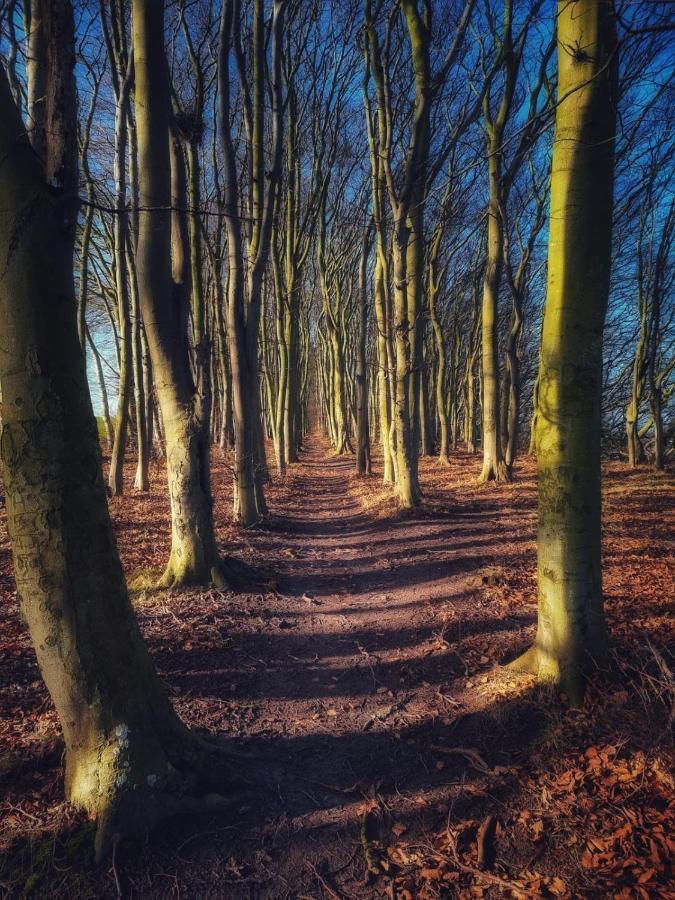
(511, 0), (618, 702)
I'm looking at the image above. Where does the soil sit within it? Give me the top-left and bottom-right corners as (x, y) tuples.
(0, 436), (673, 898)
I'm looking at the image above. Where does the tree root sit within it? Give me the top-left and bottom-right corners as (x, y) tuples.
(478, 459), (513, 483)
(156, 554), (276, 592)
(94, 780), (237, 864)
(93, 734), (245, 864)
(507, 645), (539, 675)
(476, 814), (497, 870)
(507, 644), (587, 705)
(220, 555), (276, 591)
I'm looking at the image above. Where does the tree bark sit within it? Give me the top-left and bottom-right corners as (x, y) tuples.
(356, 223), (373, 474)
(0, 15), (229, 861)
(133, 0), (225, 587)
(511, 0), (617, 702)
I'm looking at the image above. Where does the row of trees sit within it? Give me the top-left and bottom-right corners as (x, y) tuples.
(0, 0), (672, 858)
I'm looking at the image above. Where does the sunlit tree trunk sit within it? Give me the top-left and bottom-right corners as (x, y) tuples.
(24, 0), (46, 156)
(356, 223), (373, 474)
(362, 45), (395, 481)
(511, 0), (617, 702)
(133, 0), (225, 587)
(86, 325), (114, 448)
(128, 236), (150, 491)
(479, 0), (516, 483)
(428, 208), (450, 464)
(218, 0), (286, 525)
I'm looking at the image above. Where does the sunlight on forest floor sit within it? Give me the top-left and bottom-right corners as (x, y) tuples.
(1, 439), (673, 898)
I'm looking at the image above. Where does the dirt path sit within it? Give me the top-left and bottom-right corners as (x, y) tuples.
(159, 436), (540, 896)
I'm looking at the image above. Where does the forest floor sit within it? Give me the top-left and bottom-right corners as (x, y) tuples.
(0, 435), (673, 899)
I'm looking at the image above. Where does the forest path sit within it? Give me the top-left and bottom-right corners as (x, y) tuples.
(172, 433), (540, 895)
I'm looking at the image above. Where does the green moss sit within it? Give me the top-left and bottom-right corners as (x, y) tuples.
(22, 872), (41, 895)
(129, 568), (163, 594)
(5, 823), (97, 899)
(95, 417), (108, 442)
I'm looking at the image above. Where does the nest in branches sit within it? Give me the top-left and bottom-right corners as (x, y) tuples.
(175, 108), (204, 144)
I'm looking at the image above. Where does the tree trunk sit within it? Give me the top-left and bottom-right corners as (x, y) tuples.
(479, 155), (510, 482)
(0, 18), (229, 862)
(511, 0), (617, 702)
(86, 324), (114, 448)
(128, 239), (150, 491)
(133, 0), (225, 587)
(392, 219), (421, 507)
(107, 78), (133, 497)
(356, 224), (373, 474)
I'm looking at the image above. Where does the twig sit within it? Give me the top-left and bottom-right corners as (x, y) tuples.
(306, 861), (344, 900)
(476, 814), (497, 869)
(430, 745), (492, 774)
(445, 828), (544, 899)
(110, 835), (122, 899)
(359, 812), (380, 882)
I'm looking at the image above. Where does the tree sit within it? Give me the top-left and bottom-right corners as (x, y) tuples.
(218, 0), (287, 526)
(511, 0), (618, 701)
(356, 221), (374, 474)
(0, 0), (228, 861)
(364, 0), (474, 507)
(132, 0), (226, 587)
(101, 0), (135, 497)
(477, 0), (550, 482)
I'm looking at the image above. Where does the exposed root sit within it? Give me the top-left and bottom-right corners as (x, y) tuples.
(94, 781), (235, 864)
(93, 735), (242, 864)
(156, 555), (275, 592)
(508, 644), (587, 705)
(220, 555), (276, 591)
(476, 814), (497, 870)
(478, 459), (513, 483)
(508, 645), (539, 675)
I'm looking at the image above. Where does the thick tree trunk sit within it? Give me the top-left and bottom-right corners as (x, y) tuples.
(511, 0), (617, 702)
(0, 22), (229, 862)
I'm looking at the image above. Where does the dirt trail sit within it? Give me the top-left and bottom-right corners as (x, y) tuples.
(168, 435), (539, 895)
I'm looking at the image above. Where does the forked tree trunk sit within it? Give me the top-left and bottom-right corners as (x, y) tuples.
(133, 0), (225, 587)
(511, 0), (617, 703)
